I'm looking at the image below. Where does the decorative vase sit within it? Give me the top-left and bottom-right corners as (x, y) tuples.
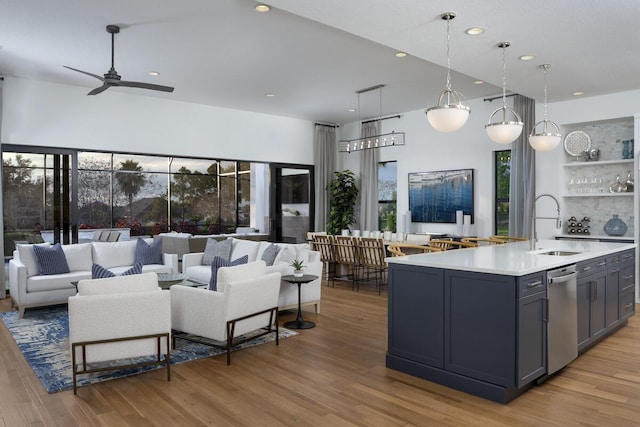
(622, 140), (630, 159)
(293, 270), (303, 277)
(603, 214), (628, 236)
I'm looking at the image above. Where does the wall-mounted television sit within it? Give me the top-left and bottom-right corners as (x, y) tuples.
(408, 169), (474, 223)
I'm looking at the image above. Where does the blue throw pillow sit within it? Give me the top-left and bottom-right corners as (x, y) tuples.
(209, 255), (249, 291)
(92, 262), (144, 279)
(32, 243), (70, 275)
(135, 238), (163, 265)
(261, 243), (281, 266)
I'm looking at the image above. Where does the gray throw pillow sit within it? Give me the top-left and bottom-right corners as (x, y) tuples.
(202, 238), (233, 266)
(260, 243), (280, 266)
(32, 243), (70, 275)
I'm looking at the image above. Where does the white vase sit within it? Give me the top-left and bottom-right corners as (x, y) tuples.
(293, 270), (303, 277)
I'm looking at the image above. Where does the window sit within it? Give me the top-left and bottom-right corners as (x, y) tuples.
(378, 161), (397, 232)
(494, 150), (511, 235)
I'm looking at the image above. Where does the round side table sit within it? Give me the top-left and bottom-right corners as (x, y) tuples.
(281, 274), (318, 329)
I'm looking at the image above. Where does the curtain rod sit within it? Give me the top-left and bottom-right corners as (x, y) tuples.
(314, 122), (339, 128)
(362, 114), (401, 124)
(483, 93), (518, 102)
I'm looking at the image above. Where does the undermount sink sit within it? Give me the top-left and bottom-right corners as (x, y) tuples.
(536, 250), (581, 257)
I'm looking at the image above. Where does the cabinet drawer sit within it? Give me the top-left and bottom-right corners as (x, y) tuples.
(620, 290), (635, 320)
(518, 273), (546, 298)
(620, 264), (635, 292)
(607, 254), (620, 268)
(577, 257), (606, 276)
(620, 250), (635, 265)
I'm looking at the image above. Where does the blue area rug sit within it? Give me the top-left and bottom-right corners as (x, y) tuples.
(0, 305), (296, 393)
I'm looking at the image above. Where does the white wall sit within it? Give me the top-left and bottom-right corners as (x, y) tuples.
(339, 90), (640, 241)
(1, 77), (315, 164)
(338, 97), (506, 237)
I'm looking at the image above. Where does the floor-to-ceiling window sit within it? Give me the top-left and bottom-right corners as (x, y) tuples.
(3, 146), (265, 252)
(494, 150), (511, 235)
(378, 161), (397, 232)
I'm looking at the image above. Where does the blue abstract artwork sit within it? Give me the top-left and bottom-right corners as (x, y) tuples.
(409, 169), (474, 223)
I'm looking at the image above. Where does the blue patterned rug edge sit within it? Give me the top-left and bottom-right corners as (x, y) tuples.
(0, 305), (297, 393)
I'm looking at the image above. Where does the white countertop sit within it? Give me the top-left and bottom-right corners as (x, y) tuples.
(386, 239), (636, 276)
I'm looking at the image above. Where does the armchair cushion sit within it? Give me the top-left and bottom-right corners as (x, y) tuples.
(92, 262), (143, 279)
(202, 238), (232, 265)
(32, 243), (70, 275)
(135, 238), (163, 265)
(209, 255), (249, 291)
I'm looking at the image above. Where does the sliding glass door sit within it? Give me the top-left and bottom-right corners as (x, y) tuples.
(269, 164), (315, 243)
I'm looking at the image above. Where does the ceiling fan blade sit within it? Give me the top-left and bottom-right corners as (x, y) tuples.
(116, 80), (175, 93)
(87, 84), (111, 95)
(63, 66), (105, 82)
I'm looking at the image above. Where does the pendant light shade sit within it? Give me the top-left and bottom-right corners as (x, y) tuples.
(529, 64), (561, 151)
(425, 12), (470, 133)
(485, 42), (523, 144)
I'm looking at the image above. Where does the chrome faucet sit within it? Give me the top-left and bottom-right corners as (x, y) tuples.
(530, 193), (562, 250)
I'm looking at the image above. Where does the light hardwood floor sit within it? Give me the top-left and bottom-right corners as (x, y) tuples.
(0, 283), (639, 426)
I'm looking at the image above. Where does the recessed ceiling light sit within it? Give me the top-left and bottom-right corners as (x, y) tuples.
(255, 4), (270, 12)
(265, 93), (275, 97)
(465, 27), (485, 35)
(148, 71), (160, 76)
(395, 52), (407, 58)
(572, 91), (585, 96)
(348, 108), (356, 112)
(519, 54), (535, 61)
(474, 80), (484, 85)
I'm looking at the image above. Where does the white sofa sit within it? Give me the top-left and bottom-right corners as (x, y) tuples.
(68, 272), (171, 394)
(182, 238), (322, 314)
(9, 240), (177, 317)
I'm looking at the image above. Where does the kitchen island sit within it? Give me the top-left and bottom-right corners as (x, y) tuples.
(386, 239), (636, 403)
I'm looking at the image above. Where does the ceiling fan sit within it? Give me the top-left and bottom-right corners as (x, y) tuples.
(64, 25), (174, 96)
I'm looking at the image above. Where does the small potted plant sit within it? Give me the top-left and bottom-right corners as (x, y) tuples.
(290, 259), (305, 277)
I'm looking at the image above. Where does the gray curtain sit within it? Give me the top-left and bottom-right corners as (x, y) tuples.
(313, 124), (336, 231)
(509, 95), (536, 237)
(359, 120), (380, 230)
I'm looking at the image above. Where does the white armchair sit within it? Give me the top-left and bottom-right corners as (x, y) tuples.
(68, 272), (171, 394)
(171, 260), (281, 364)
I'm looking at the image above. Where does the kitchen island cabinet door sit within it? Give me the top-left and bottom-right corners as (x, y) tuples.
(388, 265), (444, 368)
(606, 255), (620, 328)
(444, 271), (516, 388)
(517, 289), (547, 387)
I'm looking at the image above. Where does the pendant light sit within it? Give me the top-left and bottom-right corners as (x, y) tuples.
(529, 64), (562, 151)
(485, 42), (523, 144)
(425, 12), (470, 133)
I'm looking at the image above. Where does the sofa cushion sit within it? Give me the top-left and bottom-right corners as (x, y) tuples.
(217, 260), (266, 293)
(273, 245), (297, 265)
(27, 271), (90, 293)
(92, 262), (143, 279)
(260, 243), (280, 266)
(32, 243), (70, 275)
(17, 243), (51, 277)
(91, 240), (137, 268)
(230, 238), (260, 262)
(77, 272), (159, 296)
(61, 243), (93, 272)
(135, 238), (163, 265)
(202, 238), (232, 265)
(209, 255), (249, 291)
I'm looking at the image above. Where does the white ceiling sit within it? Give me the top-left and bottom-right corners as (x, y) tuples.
(1, 0), (639, 125)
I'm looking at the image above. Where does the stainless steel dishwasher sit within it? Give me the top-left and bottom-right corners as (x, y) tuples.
(547, 264), (579, 375)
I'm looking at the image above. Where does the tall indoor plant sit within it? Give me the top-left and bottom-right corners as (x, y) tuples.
(326, 170), (359, 235)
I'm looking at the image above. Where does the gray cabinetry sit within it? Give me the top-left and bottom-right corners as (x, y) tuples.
(387, 265), (547, 402)
(577, 249), (635, 352)
(387, 265), (444, 367)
